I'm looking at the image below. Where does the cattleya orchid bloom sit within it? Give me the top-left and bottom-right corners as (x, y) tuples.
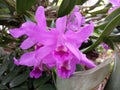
(51, 16), (96, 78)
(109, 0), (120, 13)
(10, 6), (96, 78)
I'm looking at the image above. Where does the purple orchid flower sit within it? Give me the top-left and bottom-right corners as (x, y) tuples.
(10, 6), (56, 78)
(10, 6), (56, 50)
(44, 15), (95, 78)
(109, 0), (120, 13)
(10, 6), (96, 79)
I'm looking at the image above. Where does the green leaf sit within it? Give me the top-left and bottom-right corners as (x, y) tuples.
(89, 7), (109, 16)
(57, 59), (112, 90)
(24, 11), (35, 22)
(104, 52), (120, 90)
(76, 64), (84, 71)
(89, 0), (102, 10)
(37, 84), (56, 90)
(16, 0), (35, 14)
(0, 60), (8, 76)
(109, 33), (120, 42)
(34, 75), (51, 89)
(105, 7), (120, 22)
(75, 0), (88, 5)
(9, 70), (29, 88)
(2, 0), (15, 14)
(2, 67), (20, 85)
(11, 83), (28, 90)
(57, 0), (76, 17)
(95, 7), (120, 30)
(103, 37), (114, 50)
(83, 12), (120, 53)
(0, 84), (8, 90)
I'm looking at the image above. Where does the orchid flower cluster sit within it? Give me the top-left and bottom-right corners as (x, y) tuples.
(10, 6), (96, 79)
(109, 0), (120, 13)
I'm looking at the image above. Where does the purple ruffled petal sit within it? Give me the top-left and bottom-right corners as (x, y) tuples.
(65, 42), (96, 68)
(14, 52), (35, 67)
(35, 46), (53, 67)
(9, 28), (25, 38)
(43, 53), (56, 68)
(65, 42), (82, 60)
(78, 22), (94, 43)
(30, 68), (42, 78)
(20, 37), (37, 50)
(10, 22), (38, 38)
(79, 52), (96, 68)
(56, 16), (67, 34)
(57, 58), (76, 78)
(110, 0), (120, 6)
(35, 6), (47, 31)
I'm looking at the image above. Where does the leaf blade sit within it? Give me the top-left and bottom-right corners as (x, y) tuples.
(16, 0), (35, 14)
(104, 52), (120, 90)
(84, 12), (120, 53)
(57, 0), (75, 17)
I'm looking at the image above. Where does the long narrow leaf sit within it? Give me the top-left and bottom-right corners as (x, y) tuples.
(83, 13), (120, 53)
(57, 0), (75, 17)
(104, 52), (120, 90)
(16, 0), (35, 14)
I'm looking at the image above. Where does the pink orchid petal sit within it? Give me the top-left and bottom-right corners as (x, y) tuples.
(14, 58), (20, 66)
(78, 22), (94, 42)
(65, 30), (80, 46)
(65, 42), (82, 60)
(35, 46), (53, 66)
(43, 53), (56, 68)
(35, 6), (47, 31)
(33, 29), (58, 46)
(9, 22), (37, 38)
(10, 28), (25, 38)
(65, 42), (96, 68)
(110, 0), (120, 6)
(30, 68), (42, 78)
(57, 59), (76, 78)
(79, 53), (96, 68)
(21, 22), (39, 37)
(14, 52), (35, 66)
(68, 6), (79, 23)
(67, 12), (83, 31)
(38, 32), (57, 45)
(56, 16), (67, 34)
(66, 22), (94, 48)
(20, 37), (37, 50)
(73, 6), (79, 12)
(108, 6), (120, 13)
(36, 46), (52, 59)
(74, 12), (83, 27)
(66, 22), (93, 48)
(67, 6), (85, 31)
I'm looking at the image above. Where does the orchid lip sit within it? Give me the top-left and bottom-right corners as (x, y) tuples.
(60, 60), (71, 70)
(54, 45), (69, 58)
